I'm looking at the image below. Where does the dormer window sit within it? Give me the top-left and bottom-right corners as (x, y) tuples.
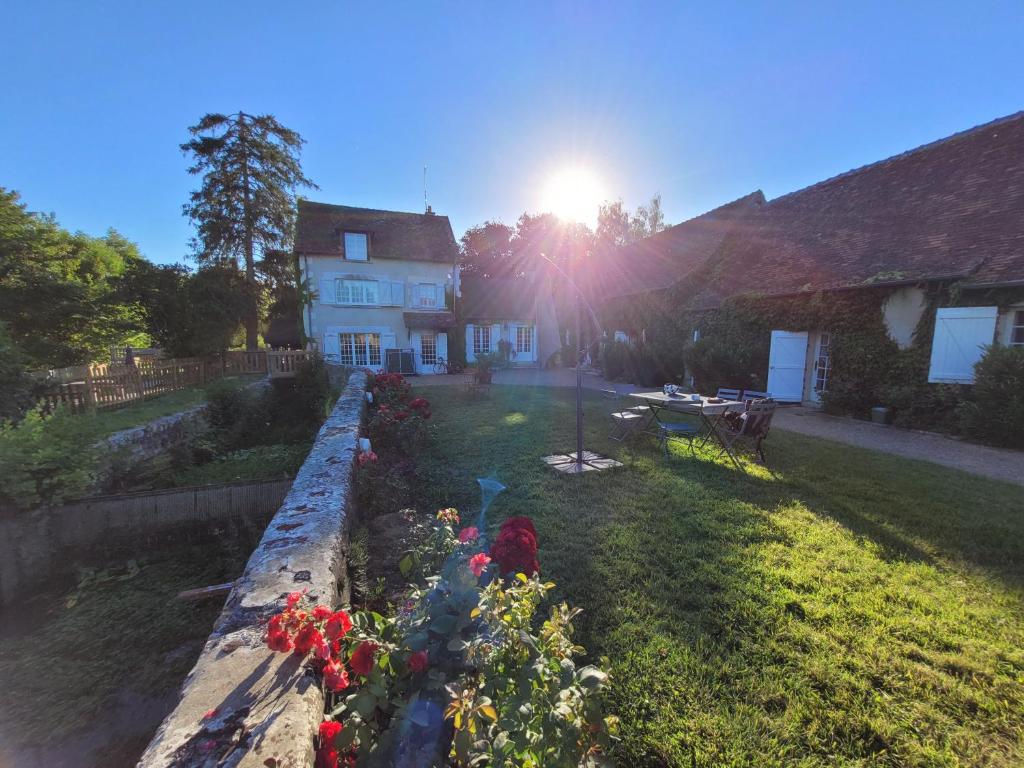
(343, 232), (368, 261)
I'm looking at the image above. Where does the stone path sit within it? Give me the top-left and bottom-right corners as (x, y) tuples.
(412, 368), (1024, 486)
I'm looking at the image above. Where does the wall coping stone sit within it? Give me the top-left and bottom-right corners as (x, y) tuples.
(138, 370), (367, 767)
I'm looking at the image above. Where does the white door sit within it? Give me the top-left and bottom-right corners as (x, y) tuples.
(322, 332), (340, 362)
(767, 330), (808, 402)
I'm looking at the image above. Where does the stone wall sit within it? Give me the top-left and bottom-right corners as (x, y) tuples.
(139, 370), (367, 768)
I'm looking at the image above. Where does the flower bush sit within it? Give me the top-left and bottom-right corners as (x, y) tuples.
(265, 510), (615, 767)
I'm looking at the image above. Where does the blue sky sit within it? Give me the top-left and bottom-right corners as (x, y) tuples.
(2, 1), (1022, 264)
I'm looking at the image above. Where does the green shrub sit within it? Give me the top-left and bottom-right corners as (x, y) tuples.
(959, 345), (1024, 448)
(0, 406), (99, 510)
(0, 321), (36, 422)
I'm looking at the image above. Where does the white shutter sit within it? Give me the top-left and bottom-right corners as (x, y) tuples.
(320, 278), (336, 305)
(465, 324), (475, 362)
(381, 333), (398, 352)
(437, 332), (448, 362)
(492, 324), (502, 353)
(392, 281), (406, 307)
(928, 306), (997, 383)
(322, 333), (341, 360)
(378, 281), (392, 305)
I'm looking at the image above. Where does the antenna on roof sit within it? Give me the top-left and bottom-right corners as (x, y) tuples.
(423, 165), (433, 214)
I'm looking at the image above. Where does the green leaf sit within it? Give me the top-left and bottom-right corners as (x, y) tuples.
(399, 553), (413, 576)
(578, 665), (608, 689)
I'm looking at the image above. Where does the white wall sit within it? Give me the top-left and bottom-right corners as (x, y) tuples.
(299, 254), (453, 363)
(882, 287), (927, 349)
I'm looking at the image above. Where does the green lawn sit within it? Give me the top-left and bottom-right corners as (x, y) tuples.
(409, 385), (1024, 767)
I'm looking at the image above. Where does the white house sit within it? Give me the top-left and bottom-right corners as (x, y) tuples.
(295, 201), (459, 374)
(460, 274), (562, 368)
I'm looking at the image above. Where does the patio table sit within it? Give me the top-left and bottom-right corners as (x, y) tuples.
(628, 391), (746, 455)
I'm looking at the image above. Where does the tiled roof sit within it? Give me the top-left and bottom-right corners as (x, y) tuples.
(295, 200), (459, 264)
(593, 192), (765, 300)
(685, 112), (1024, 308)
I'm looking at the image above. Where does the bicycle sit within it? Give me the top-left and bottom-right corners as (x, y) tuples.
(433, 357), (464, 375)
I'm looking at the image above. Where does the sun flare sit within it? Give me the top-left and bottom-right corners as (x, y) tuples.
(540, 166), (606, 225)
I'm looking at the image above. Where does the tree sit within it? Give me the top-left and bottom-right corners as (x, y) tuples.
(120, 260), (251, 357)
(596, 193), (667, 249)
(0, 187), (147, 368)
(459, 221), (516, 277)
(181, 112), (317, 349)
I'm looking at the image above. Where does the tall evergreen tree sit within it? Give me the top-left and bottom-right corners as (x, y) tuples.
(181, 112), (316, 349)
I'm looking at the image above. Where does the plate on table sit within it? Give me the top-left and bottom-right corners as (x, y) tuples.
(707, 397), (724, 404)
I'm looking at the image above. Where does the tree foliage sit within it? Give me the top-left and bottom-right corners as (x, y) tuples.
(181, 112), (316, 349)
(596, 193), (666, 248)
(0, 188), (147, 368)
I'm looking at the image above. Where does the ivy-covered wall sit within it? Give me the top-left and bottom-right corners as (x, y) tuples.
(599, 281), (1024, 435)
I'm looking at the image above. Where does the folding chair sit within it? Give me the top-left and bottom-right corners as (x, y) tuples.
(659, 420), (702, 458)
(605, 389), (656, 442)
(714, 398), (777, 470)
(741, 389), (770, 403)
(716, 387), (742, 401)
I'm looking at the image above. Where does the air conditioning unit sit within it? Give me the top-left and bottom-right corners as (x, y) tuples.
(385, 348), (416, 375)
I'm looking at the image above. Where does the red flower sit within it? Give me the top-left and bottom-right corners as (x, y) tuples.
(287, 591), (303, 609)
(293, 623), (324, 657)
(325, 610), (353, 641)
(408, 650), (429, 673)
(502, 516), (537, 537)
(469, 552), (491, 577)
(394, 409), (408, 421)
(312, 604), (332, 621)
(458, 526), (479, 543)
(316, 746), (339, 768)
(490, 517), (540, 577)
(349, 641), (378, 676)
(409, 397), (430, 410)
(267, 628), (293, 653)
(202, 708), (218, 720)
(320, 719), (343, 746)
(323, 659), (350, 692)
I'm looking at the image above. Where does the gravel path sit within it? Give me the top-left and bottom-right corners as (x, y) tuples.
(413, 368), (1024, 486)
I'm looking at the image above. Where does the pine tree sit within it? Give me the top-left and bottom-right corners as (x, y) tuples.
(181, 112), (317, 349)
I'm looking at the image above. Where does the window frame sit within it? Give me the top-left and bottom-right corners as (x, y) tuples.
(342, 232), (369, 261)
(414, 283), (438, 308)
(473, 325), (491, 355)
(420, 332), (438, 365)
(1011, 309), (1024, 347)
(515, 325), (533, 354)
(339, 332), (382, 367)
(335, 278), (379, 306)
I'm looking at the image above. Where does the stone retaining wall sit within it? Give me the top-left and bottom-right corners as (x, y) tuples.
(138, 370), (367, 768)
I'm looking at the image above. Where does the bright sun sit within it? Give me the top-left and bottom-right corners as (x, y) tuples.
(540, 166), (606, 225)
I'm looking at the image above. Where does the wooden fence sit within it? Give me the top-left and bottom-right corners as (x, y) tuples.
(37, 350), (312, 413)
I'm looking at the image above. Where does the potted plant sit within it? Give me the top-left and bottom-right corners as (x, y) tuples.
(474, 352), (497, 384)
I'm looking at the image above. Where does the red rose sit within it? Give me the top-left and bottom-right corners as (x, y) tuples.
(502, 516), (537, 538)
(458, 526), (479, 543)
(287, 591), (303, 608)
(349, 641), (378, 676)
(408, 650), (429, 673)
(293, 623), (323, 657)
(312, 605), (332, 621)
(267, 628), (293, 653)
(320, 719), (343, 746)
(323, 659), (350, 692)
(469, 552), (491, 578)
(325, 610), (353, 641)
(316, 746), (339, 768)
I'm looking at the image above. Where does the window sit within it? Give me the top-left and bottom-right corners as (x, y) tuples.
(339, 333), (382, 367)
(927, 306), (997, 383)
(343, 232), (368, 261)
(813, 332), (831, 394)
(1011, 310), (1024, 347)
(336, 278), (379, 305)
(420, 332), (437, 365)
(414, 283), (438, 308)
(516, 325), (533, 354)
(473, 325), (491, 355)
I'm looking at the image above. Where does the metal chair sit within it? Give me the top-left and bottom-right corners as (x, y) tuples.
(741, 389), (770, 403)
(605, 389), (656, 442)
(714, 398), (777, 469)
(716, 387), (742, 401)
(658, 420), (702, 458)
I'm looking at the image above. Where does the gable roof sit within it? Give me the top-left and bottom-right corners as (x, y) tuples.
(685, 112), (1024, 308)
(593, 192), (765, 301)
(295, 200), (458, 263)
